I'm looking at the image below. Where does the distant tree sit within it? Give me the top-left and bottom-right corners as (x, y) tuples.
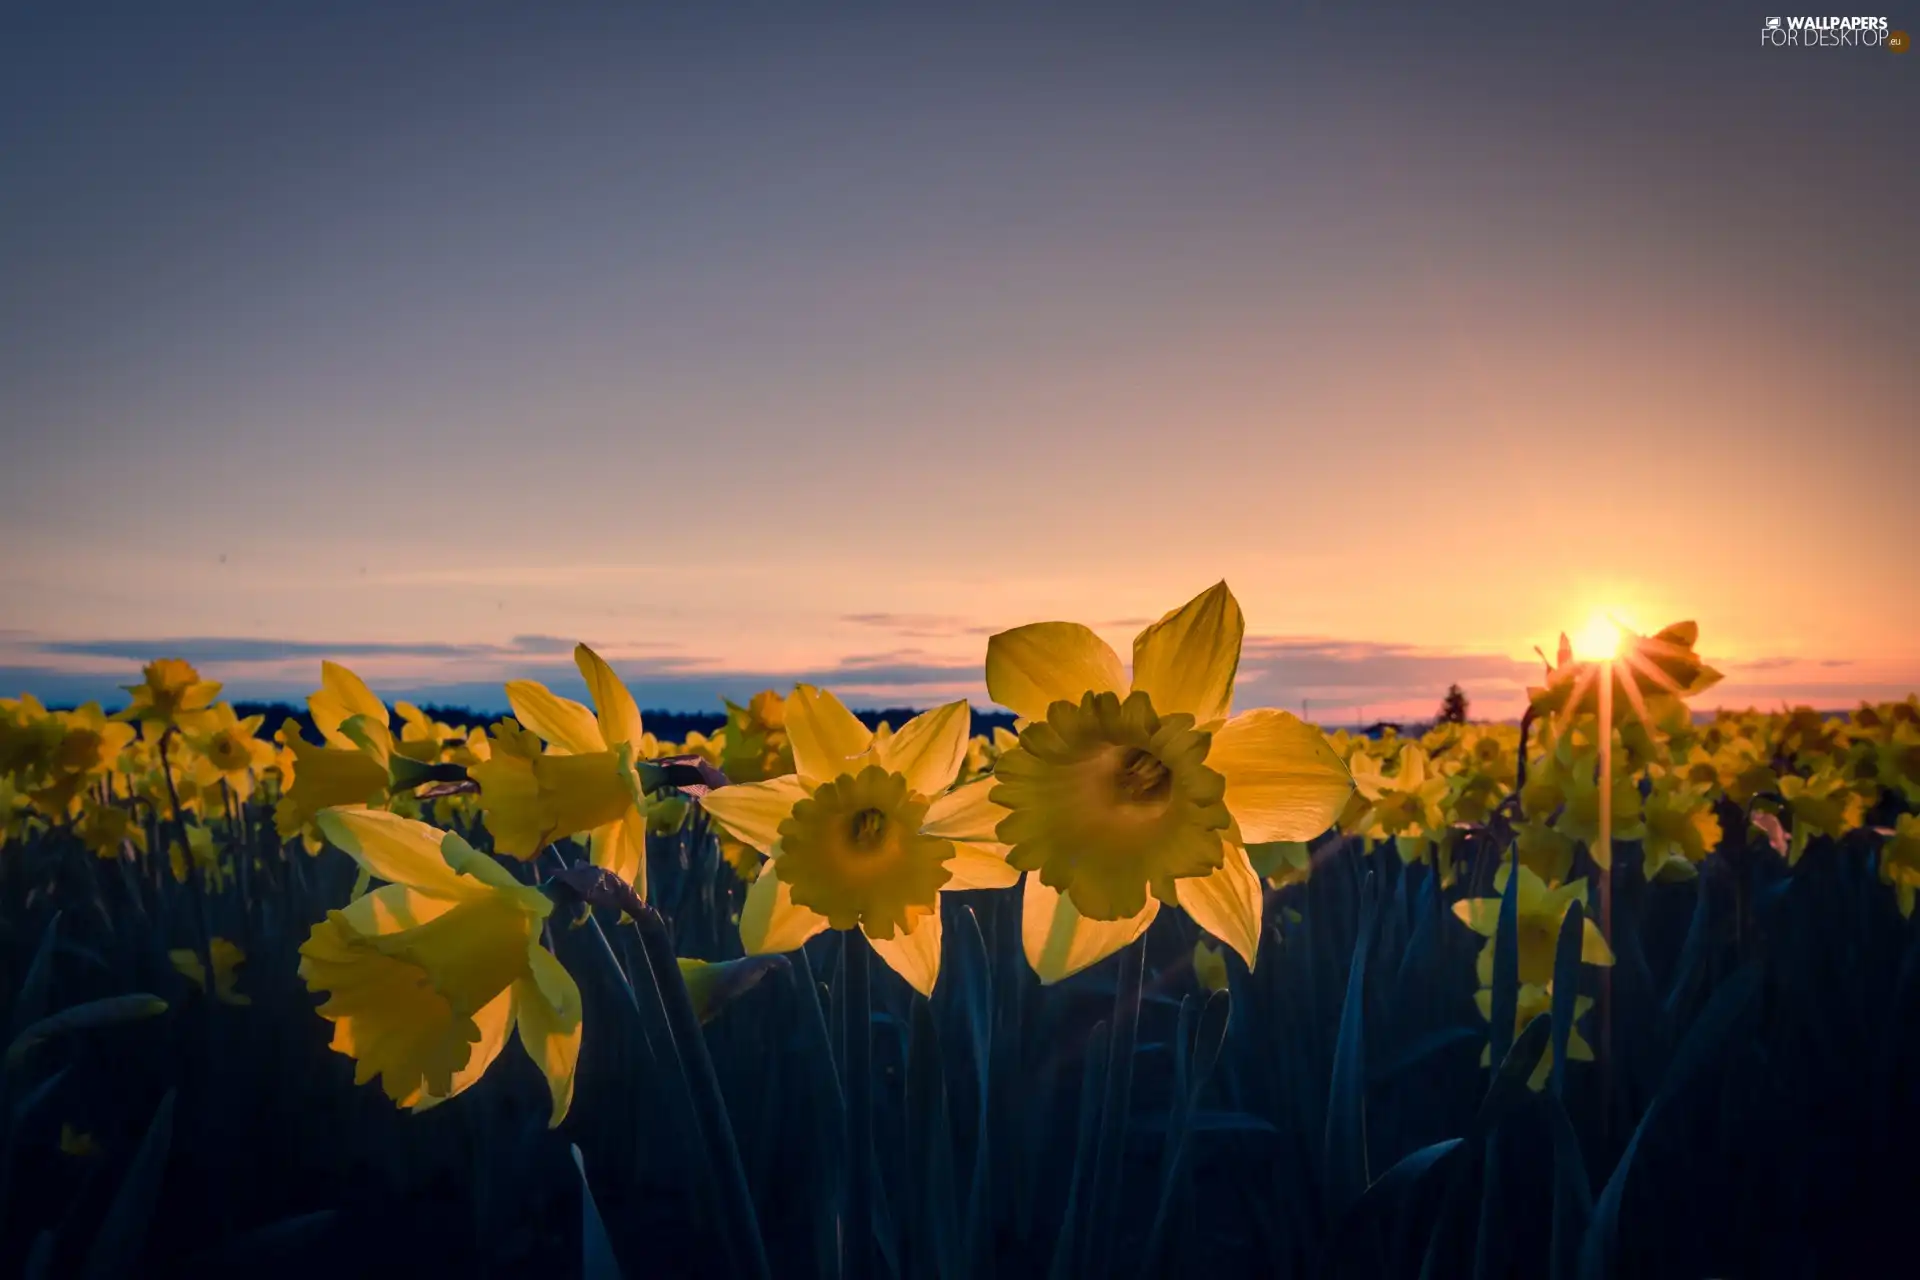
(1436, 683), (1469, 724)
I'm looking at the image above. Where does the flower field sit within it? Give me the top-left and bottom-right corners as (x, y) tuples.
(3, 583), (1918, 1277)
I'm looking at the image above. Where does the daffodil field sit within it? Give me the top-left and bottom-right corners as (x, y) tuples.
(3, 584), (1919, 1277)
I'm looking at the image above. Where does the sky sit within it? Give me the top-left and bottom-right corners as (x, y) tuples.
(2, 3), (1915, 720)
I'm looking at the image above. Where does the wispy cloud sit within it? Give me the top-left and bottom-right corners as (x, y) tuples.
(35, 634), (585, 665)
(842, 613), (998, 638)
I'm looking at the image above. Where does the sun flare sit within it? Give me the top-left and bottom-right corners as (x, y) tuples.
(1571, 610), (1634, 662)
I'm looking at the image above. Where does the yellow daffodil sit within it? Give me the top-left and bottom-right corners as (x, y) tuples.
(1776, 766), (1866, 864)
(984, 583), (1352, 980)
(1350, 743), (1451, 863)
(1452, 862), (1613, 988)
(60, 1125), (97, 1158)
(1879, 814), (1920, 917)
(1640, 775), (1722, 882)
(700, 686), (1015, 996)
(298, 808), (582, 1125)
(170, 937), (251, 1006)
(76, 805), (146, 860)
(273, 719), (388, 841)
(29, 705), (136, 815)
(1474, 983), (1594, 1090)
(470, 645), (651, 895)
(720, 690), (793, 783)
(1192, 939), (1229, 993)
(182, 703), (274, 799)
(1528, 621), (1721, 731)
(115, 659), (222, 727)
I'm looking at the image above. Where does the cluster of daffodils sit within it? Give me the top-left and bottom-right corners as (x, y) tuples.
(7, 587), (1920, 1126)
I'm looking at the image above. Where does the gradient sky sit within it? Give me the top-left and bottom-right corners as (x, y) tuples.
(3, 3), (1915, 718)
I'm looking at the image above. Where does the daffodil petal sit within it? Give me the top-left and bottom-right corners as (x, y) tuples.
(879, 700), (971, 796)
(866, 911), (942, 997)
(1174, 843), (1264, 969)
(576, 645), (644, 752)
(312, 661), (389, 747)
(943, 841), (1021, 890)
(505, 681), (605, 756)
(589, 813), (650, 901)
(1581, 919), (1615, 966)
(333, 882), (462, 935)
(921, 777), (1007, 843)
(700, 776), (808, 853)
(412, 986), (516, 1112)
(1021, 875), (1157, 984)
(316, 808), (484, 901)
(739, 864), (831, 954)
(985, 623), (1126, 722)
(1450, 897), (1501, 938)
(513, 948), (583, 1127)
(786, 684), (874, 784)
(1129, 582), (1243, 726)
(1209, 709), (1353, 844)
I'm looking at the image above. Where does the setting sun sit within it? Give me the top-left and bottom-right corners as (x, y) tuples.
(1571, 610), (1633, 661)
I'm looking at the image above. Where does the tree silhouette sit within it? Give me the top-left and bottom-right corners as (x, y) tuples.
(1436, 683), (1469, 724)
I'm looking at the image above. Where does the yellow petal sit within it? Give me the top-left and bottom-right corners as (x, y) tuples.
(334, 882), (462, 936)
(315, 809), (484, 901)
(505, 681), (606, 756)
(700, 776), (809, 853)
(878, 700), (971, 796)
(513, 947), (583, 1127)
(942, 840), (1021, 890)
(1021, 875), (1157, 984)
(1129, 582), (1243, 726)
(575, 645), (644, 751)
(866, 910), (943, 997)
(312, 661), (388, 747)
(785, 685), (873, 784)
(412, 986), (516, 1112)
(985, 623), (1126, 722)
(1451, 897), (1501, 938)
(921, 777), (1007, 843)
(589, 813), (649, 901)
(1209, 709), (1353, 844)
(1582, 919), (1615, 966)
(1174, 843), (1264, 969)
(739, 864), (831, 954)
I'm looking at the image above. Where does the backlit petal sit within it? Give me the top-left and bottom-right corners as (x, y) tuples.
(316, 808), (484, 901)
(590, 813), (649, 902)
(1174, 843), (1264, 968)
(701, 776), (809, 853)
(576, 645), (644, 751)
(942, 841), (1021, 890)
(1210, 709), (1353, 843)
(505, 681), (605, 755)
(513, 948), (583, 1127)
(311, 661), (389, 748)
(866, 910), (943, 997)
(985, 623), (1126, 721)
(922, 777), (1007, 843)
(412, 986), (515, 1112)
(1129, 582), (1243, 725)
(786, 685), (874, 784)
(739, 864), (831, 954)
(1021, 875), (1157, 984)
(879, 700), (971, 796)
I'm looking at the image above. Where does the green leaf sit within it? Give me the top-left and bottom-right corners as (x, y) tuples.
(7, 995), (168, 1070)
(81, 1089), (175, 1280)
(7, 912), (60, 1045)
(1549, 901), (1584, 1100)
(1324, 870), (1379, 1221)
(573, 1145), (624, 1280)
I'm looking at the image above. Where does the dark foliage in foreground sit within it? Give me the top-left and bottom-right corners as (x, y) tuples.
(2, 807), (1918, 1279)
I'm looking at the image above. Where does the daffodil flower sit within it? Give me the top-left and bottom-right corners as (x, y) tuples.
(984, 582), (1352, 981)
(181, 703), (274, 799)
(1879, 814), (1920, 917)
(170, 937), (251, 1006)
(1639, 775), (1723, 881)
(699, 685), (1016, 996)
(1452, 862), (1614, 988)
(469, 644), (651, 894)
(1475, 983), (1594, 1091)
(113, 658), (222, 727)
(1527, 621), (1721, 730)
(298, 808), (583, 1125)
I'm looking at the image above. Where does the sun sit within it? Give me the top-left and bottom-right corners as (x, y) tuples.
(1570, 609), (1635, 662)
